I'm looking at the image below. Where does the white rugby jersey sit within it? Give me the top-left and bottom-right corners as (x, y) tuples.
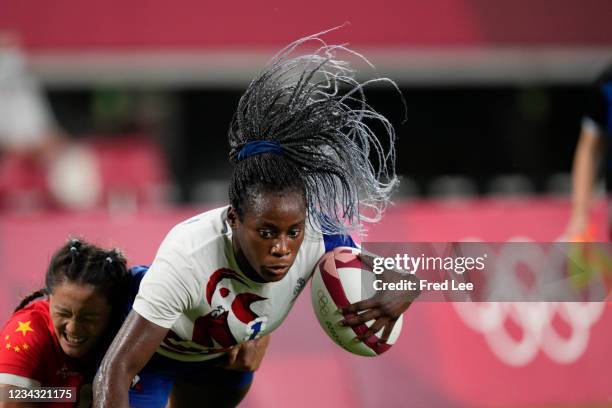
(133, 206), (354, 362)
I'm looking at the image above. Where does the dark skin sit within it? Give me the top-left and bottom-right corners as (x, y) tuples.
(227, 190), (307, 283)
(93, 191), (303, 408)
(94, 190), (412, 407)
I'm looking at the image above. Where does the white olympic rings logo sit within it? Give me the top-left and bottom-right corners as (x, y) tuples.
(453, 236), (607, 366)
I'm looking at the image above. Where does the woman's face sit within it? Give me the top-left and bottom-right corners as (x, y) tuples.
(49, 281), (112, 359)
(229, 190), (306, 283)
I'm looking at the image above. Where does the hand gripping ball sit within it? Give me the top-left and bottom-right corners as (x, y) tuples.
(310, 246), (403, 356)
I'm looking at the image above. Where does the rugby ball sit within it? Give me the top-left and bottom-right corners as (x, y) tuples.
(310, 246), (403, 356)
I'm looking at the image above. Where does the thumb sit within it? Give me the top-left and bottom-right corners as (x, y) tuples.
(226, 345), (239, 366)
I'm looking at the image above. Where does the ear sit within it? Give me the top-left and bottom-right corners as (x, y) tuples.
(227, 206), (239, 229)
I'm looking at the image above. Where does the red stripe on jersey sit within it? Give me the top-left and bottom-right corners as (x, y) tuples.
(231, 293), (267, 324)
(206, 268), (248, 305)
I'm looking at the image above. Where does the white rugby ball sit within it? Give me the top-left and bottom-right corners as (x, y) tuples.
(310, 246), (403, 356)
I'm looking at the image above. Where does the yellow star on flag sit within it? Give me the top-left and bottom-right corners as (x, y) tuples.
(4, 335), (8, 341)
(5, 342), (10, 349)
(15, 321), (33, 337)
(22, 343), (29, 351)
(13, 346), (20, 353)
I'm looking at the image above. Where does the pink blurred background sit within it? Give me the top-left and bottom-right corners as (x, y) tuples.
(0, 1), (611, 406)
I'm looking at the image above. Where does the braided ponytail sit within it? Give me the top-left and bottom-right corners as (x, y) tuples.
(228, 27), (402, 234)
(14, 289), (48, 312)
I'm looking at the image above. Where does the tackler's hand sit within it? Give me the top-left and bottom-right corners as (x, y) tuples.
(222, 335), (271, 371)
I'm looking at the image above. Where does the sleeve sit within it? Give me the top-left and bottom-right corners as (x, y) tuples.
(583, 88), (606, 133)
(0, 310), (50, 386)
(322, 233), (357, 252)
(132, 240), (201, 329)
(582, 68), (612, 134)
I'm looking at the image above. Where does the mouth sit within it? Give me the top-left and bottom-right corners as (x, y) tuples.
(264, 265), (290, 276)
(62, 333), (87, 347)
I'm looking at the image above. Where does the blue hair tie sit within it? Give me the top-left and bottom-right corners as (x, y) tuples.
(237, 140), (283, 161)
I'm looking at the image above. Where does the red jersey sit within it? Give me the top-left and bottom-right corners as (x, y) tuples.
(0, 300), (92, 407)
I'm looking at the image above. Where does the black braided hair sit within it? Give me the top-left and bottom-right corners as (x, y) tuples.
(14, 238), (131, 332)
(14, 289), (48, 313)
(228, 27), (402, 235)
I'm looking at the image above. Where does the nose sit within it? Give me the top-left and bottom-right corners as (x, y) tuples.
(65, 318), (82, 336)
(270, 236), (290, 257)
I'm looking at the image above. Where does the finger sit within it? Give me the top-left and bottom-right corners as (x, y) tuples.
(234, 351), (247, 369)
(225, 346), (239, 367)
(237, 344), (260, 371)
(340, 309), (379, 327)
(341, 297), (378, 314)
(355, 253), (375, 272)
(378, 318), (398, 343)
(256, 334), (271, 349)
(355, 318), (387, 341)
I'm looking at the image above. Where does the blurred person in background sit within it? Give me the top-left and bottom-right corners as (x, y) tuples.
(0, 31), (64, 161)
(0, 32), (109, 212)
(0, 31), (69, 211)
(563, 63), (612, 241)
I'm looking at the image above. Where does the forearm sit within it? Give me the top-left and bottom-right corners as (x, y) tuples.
(93, 357), (134, 408)
(570, 129), (602, 218)
(92, 311), (168, 408)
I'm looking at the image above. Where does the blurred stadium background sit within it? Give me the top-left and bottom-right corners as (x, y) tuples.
(0, 1), (610, 407)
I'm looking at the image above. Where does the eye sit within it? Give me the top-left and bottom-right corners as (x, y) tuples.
(259, 229), (275, 239)
(288, 229), (301, 238)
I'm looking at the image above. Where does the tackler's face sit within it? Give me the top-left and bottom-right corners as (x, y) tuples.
(229, 190), (306, 283)
(49, 281), (112, 359)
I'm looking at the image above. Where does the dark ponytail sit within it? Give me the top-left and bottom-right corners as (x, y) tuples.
(14, 289), (48, 313)
(14, 238), (131, 326)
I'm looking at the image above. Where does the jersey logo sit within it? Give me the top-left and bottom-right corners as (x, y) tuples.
(192, 268), (268, 349)
(244, 316), (268, 341)
(4, 321), (35, 354)
(130, 375), (142, 391)
(15, 321), (34, 336)
(210, 305), (226, 319)
(292, 277), (306, 301)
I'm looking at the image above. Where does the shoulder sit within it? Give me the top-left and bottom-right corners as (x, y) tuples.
(1, 300), (53, 339)
(0, 300), (56, 384)
(291, 228), (332, 270)
(158, 206), (230, 257)
(168, 206), (230, 240)
(136, 208), (232, 311)
(155, 206), (232, 266)
(291, 229), (357, 277)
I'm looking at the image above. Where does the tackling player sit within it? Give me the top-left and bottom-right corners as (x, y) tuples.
(0, 239), (131, 407)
